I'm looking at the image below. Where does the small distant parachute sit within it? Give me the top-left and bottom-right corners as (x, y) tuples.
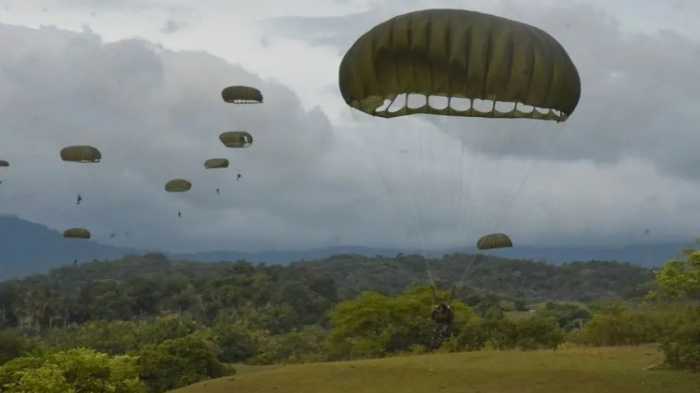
(0, 160), (9, 167)
(339, 9), (581, 121)
(60, 145), (102, 163)
(221, 86), (263, 104)
(165, 179), (192, 192)
(477, 233), (513, 250)
(204, 158), (230, 169)
(220, 131), (253, 148)
(64, 228), (91, 239)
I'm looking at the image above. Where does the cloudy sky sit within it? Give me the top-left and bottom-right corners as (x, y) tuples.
(0, 0), (698, 253)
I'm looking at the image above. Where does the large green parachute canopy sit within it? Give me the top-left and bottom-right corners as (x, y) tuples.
(221, 86), (263, 104)
(165, 179), (192, 192)
(64, 228), (91, 239)
(60, 145), (102, 163)
(339, 9), (581, 121)
(220, 131), (254, 148)
(477, 233), (513, 250)
(204, 158), (230, 169)
(0, 160), (9, 167)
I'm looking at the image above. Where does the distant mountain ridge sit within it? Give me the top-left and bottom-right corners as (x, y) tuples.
(0, 215), (137, 280)
(0, 215), (693, 281)
(173, 243), (690, 268)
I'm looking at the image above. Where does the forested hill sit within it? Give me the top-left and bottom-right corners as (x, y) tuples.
(294, 253), (655, 301)
(0, 253), (654, 333)
(0, 215), (687, 281)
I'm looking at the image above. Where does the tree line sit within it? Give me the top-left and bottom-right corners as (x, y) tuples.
(0, 250), (695, 392)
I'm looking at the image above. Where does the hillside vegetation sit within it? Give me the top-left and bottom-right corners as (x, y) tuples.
(0, 253), (653, 332)
(296, 253), (654, 301)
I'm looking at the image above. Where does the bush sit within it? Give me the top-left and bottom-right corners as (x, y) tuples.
(454, 318), (488, 351)
(576, 307), (663, 346)
(471, 317), (563, 351)
(481, 318), (518, 350)
(535, 302), (591, 331)
(514, 317), (564, 350)
(250, 326), (328, 364)
(136, 334), (228, 393)
(660, 308), (700, 371)
(0, 348), (145, 393)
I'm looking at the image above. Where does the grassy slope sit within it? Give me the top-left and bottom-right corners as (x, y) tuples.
(171, 346), (700, 393)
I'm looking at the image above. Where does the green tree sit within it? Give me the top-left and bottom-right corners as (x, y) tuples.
(655, 246), (700, 370)
(211, 318), (259, 363)
(0, 330), (34, 365)
(136, 334), (228, 393)
(656, 250), (700, 299)
(0, 348), (145, 393)
(326, 287), (475, 359)
(138, 316), (200, 346)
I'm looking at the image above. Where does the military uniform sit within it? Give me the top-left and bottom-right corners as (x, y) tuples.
(431, 303), (454, 349)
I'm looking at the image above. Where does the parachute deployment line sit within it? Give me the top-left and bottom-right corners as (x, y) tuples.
(454, 253), (480, 299)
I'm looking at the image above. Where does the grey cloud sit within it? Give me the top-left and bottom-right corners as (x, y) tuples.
(265, 1), (700, 182)
(160, 19), (185, 34)
(1, 17), (699, 254)
(0, 23), (341, 252)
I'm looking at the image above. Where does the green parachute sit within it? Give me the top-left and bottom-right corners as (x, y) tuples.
(221, 86), (263, 104)
(60, 146), (102, 163)
(165, 179), (192, 192)
(64, 228), (91, 239)
(339, 9), (580, 121)
(477, 233), (513, 250)
(204, 158), (230, 169)
(220, 131), (254, 148)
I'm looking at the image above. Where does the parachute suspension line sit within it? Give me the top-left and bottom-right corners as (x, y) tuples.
(500, 128), (567, 233)
(358, 127), (407, 255)
(397, 122), (437, 293)
(359, 126), (436, 293)
(415, 124), (436, 291)
(455, 253), (480, 296)
(454, 119), (472, 250)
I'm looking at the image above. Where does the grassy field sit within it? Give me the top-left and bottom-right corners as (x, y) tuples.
(170, 345), (700, 393)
